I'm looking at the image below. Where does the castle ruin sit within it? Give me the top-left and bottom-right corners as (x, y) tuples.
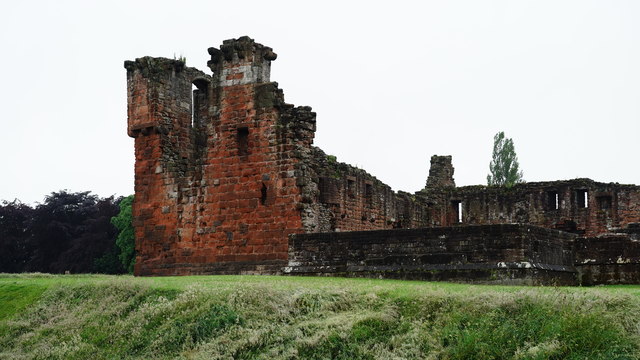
(126, 37), (640, 285)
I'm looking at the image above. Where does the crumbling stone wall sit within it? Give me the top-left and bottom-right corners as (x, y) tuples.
(126, 37), (441, 276)
(575, 225), (640, 285)
(126, 37), (640, 284)
(420, 178), (640, 237)
(299, 148), (431, 233)
(426, 155), (456, 188)
(126, 37), (316, 275)
(287, 224), (577, 285)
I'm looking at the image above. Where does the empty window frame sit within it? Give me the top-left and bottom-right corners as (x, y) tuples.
(451, 200), (462, 223)
(237, 127), (249, 156)
(365, 182), (373, 205)
(547, 191), (559, 210)
(597, 195), (612, 210)
(347, 178), (355, 199)
(576, 189), (588, 208)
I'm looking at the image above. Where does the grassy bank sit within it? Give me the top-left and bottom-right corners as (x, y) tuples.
(1, 274), (639, 359)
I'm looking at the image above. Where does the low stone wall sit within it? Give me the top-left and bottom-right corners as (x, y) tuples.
(575, 228), (640, 285)
(286, 224), (577, 285)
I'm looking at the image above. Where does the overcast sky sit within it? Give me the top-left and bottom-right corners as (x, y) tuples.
(1, 1), (638, 204)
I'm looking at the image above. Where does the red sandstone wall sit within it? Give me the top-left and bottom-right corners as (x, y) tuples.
(126, 38), (640, 278)
(126, 38), (312, 275)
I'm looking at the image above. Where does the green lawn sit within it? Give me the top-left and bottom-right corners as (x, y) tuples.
(1, 274), (639, 359)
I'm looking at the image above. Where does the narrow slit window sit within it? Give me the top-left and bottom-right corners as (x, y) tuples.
(576, 189), (588, 208)
(452, 200), (462, 223)
(191, 83), (198, 127)
(260, 183), (268, 205)
(237, 127), (249, 156)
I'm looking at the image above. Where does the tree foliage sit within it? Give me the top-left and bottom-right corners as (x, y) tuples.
(0, 191), (125, 274)
(487, 131), (524, 187)
(0, 200), (34, 273)
(111, 195), (135, 274)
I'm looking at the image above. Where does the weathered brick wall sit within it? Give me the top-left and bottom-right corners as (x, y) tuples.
(421, 179), (640, 237)
(287, 224), (577, 285)
(125, 58), (209, 275)
(126, 37), (315, 275)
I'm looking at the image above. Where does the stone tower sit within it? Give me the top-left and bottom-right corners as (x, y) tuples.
(125, 37), (316, 275)
(426, 155), (456, 188)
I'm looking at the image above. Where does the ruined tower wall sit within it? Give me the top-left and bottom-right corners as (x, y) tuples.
(125, 58), (209, 275)
(126, 38), (316, 275)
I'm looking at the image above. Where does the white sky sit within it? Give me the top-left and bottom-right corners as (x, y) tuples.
(1, 1), (638, 204)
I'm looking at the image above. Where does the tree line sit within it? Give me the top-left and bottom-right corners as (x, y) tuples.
(0, 191), (134, 274)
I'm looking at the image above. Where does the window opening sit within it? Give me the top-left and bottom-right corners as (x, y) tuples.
(365, 183), (372, 197)
(237, 127), (249, 156)
(365, 183), (373, 206)
(347, 179), (355, 198)
(576, 189), (588, 208)
(191, 83), (198, 127)
(452, 200), (462, 223)
(191, 79), (209, 128)
(597, 195), (612, 210)
(547, 191), (559, 210)
(260, 183), (268, 205)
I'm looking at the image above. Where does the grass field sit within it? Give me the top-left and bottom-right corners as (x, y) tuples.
(1, 274), (639, 359)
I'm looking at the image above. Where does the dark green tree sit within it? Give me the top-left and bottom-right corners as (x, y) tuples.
(111, 195), (135, 274)
(0, 200), (33, 273)
(487, 131), (524, 187)
(26, 191), (122, 273)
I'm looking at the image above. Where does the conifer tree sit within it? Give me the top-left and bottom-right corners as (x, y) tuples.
(487, 131), (524, 187)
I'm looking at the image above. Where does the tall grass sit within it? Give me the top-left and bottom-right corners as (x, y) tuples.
(0, 275), (639, 359)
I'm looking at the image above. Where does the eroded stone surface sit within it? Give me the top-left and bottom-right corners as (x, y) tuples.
(126, 37), (640, 284)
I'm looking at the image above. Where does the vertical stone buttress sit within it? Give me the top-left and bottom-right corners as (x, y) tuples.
(126, 37), (316, 275)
